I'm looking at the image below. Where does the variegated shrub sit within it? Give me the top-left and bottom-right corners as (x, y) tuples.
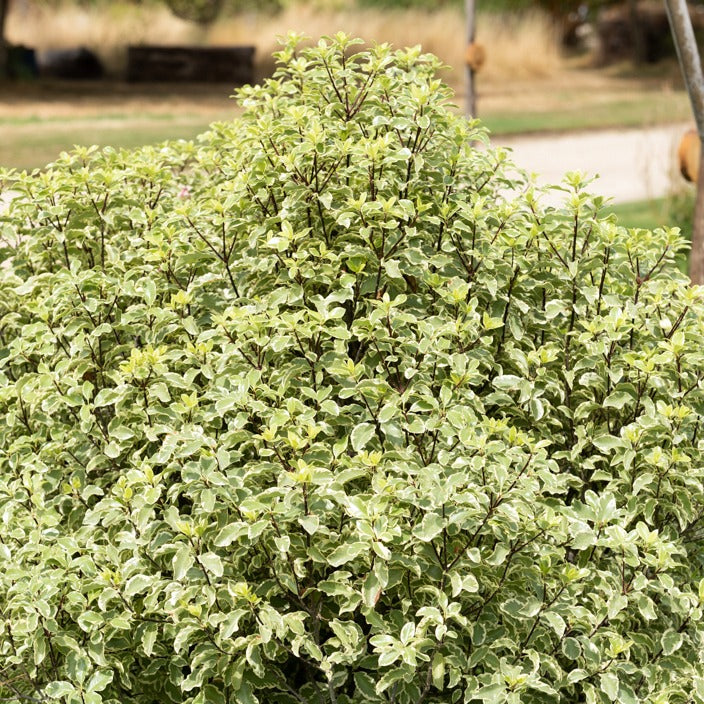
(0, 33), (703, 704)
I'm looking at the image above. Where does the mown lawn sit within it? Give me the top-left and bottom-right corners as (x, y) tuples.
(0, 113), (230, 172)
(481, 92), (691, 136)
(605, 192), (695, 272)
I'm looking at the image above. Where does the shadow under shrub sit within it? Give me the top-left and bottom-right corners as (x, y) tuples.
(0, 32), (703, 704)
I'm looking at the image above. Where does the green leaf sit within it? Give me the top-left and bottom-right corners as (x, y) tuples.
(571, 530), (596, 550)
(562, 638), (581, 660)
(351, 422), (376, 452)
(214, 522), (247, 547)
(142, 624), (158, 656)
(109, 424), (135, 441)
(327, 542), (368, 567)
(618, 683), (639, 704)
(318, 580), (354, 596)
(493, 375), (522, 390)
(202, 685), (226, 704)
(694, 676), (704, 701)
(235, 683), (258, 704)
(661, 629), (684, 656)
(172, 546), (194, 580)
(104, 441), (121, 458)
(143, 278), (157, 306)
(362, 570), (382, 607)
(66, 652), (90, 684)
(600, 672), (619, 701)
(474, 683), (506, 702)
(199, 552), (224, 578)
(124, 574), (152, 597)
(399, 622), (415, 644)
(77, 611), (103, 632)
(378, 649), (401, 667)
(543, 611), (566, 639)
(592, 435), (627, 453)
(432, 652), (445, 690)
(299, 515), (319, 535)
(607, 593), (628, 620)
(450, 571), (479, 595)
(93, 388), (118, 407)
(412, 512), (444, 542)
(603, 390), (633, 409)
(377, 403), (397, 423)
(354, 672), (379, 699)
(45, 681), (75, 699)
(87, 670), (113, 693)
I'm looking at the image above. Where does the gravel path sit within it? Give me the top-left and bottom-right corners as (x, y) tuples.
(497, 122), (692, 205)
(0, 191), (15, 214)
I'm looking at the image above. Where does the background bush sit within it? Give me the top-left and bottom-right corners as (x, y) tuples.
(1, 33), (704, 704)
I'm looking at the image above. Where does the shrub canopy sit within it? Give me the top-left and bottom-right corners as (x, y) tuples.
(1, 33), (704, 704)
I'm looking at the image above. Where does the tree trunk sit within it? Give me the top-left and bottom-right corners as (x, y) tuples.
(627, 0), (647, 63)
(665, 0), (704, 284)
(465, 0), (477, 117)
(691, 151), (704, 284)
(0, 0), (9, 80)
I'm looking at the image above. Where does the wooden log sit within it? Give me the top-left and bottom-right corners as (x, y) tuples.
(127, 45), (255, 84)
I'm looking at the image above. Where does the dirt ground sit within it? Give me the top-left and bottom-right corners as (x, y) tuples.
(0, 80), (238, 119)
(0, 58), (684, 120)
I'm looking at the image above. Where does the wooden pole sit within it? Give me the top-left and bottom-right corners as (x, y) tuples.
(465, 0), (477, 117)
(664, 0), (704, 283)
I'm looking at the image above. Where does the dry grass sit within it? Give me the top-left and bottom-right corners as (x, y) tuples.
(209, 4), (563, 87)
(474, 11), (563, 82)
(7, 1), (564, 88)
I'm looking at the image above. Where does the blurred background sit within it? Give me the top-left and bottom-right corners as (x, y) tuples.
(1, 0), (703, 247)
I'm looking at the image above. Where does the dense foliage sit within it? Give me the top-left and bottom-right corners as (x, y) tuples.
(1, 33), (704, 704)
